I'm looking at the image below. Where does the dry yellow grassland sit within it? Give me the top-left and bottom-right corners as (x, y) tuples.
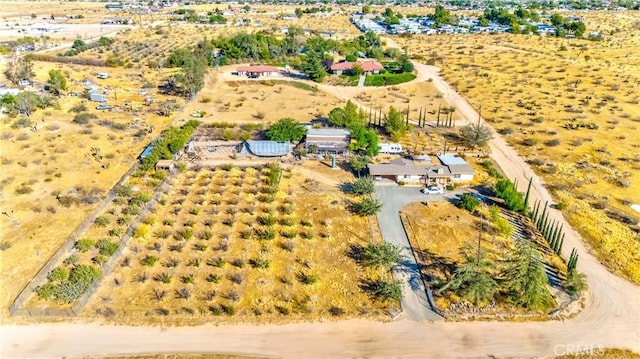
(0, 60), (181, 318)
(395, 14), (640, 284)
(81, 164), (387, 324)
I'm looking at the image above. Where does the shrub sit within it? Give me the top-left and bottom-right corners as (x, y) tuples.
(94, 216), (110, 227)
(48, 267), (69, 282)
(95, 239), (119, 256)
(544, 139), (561, 147)
(72, 112), (97, 124)
(74, 238), (95, 253)
(494, 178), (526, 213)
(297, 272), (319, 285)
(249, 257), (271, 269)
(350, 196), (383, 216)
(349, 176), (375, 195)
(206, 273), (221, 283)
(457, 193), (480, 212)
(141, 255), (159, 267)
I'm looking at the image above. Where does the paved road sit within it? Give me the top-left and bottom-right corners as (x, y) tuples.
(374, 186), (455, 322)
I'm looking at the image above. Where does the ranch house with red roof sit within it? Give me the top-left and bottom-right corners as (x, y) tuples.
(330, 60), (384, 75)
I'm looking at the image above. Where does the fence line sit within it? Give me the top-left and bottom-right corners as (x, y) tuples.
(9, 165), (139, 316)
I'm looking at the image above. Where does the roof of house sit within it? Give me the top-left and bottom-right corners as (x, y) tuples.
(447, 164), (475, 175)
(368, 158), (429, 176)
(237, 65), (278, 73)
(306, 128), (350, 138)
(330, 60), (384, 72)
(156, 159), (173, 168)
(238, 140), (290, 157)
(438, 154), (469, 166)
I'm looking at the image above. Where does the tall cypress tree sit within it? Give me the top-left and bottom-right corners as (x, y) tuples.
(436, 105), (441, 127)
(524, 177), (533, 213)
(532, 200), (540, 222)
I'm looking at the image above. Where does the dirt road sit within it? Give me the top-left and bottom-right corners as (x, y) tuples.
(1, 46), (639, 359)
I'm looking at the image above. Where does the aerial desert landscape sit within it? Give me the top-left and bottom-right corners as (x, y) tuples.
(0, 1), (638, 358)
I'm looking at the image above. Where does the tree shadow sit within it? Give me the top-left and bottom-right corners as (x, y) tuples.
(347, 244), (366, 265)
(412, 248), (457, 290)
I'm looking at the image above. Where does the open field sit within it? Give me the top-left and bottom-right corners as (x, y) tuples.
(76, 163), (388, 324)
(0, 59), (183, 318)
(395, 15), (640, 284)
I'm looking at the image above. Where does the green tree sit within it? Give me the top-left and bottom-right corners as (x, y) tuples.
(300, 55), (326, 82)
(565, 269), (587, 296)
(4, 54), (34, 85)
(328, 100), (365, 127)
(362, 242), (402, 269)
(265, 118), (306, 142)
(350, 176), (375, 195)
(13, 91), (41, 117)
(457, 193), (480, 212)
(500, 240), (555, 311)
(351, 196), (382, 216)
(440, 243), (498, 306)
(430, 5), (452, 26)
(384, 106), (408, 141)
(47, 69), (67, 96)
(362, 4), (372, 14)
(368, 278), (403, 302)
(459, 122), (493, 149)
(349, 154), (370, 177)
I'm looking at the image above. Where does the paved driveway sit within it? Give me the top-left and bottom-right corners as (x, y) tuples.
(374, 186), (453, 322)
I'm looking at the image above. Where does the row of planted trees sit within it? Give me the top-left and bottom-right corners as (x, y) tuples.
(492, 176), (586, 296)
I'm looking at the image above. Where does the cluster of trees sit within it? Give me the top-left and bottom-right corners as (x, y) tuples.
(294, 5), (332, 17)
(141, 120), (200, 170)
(550, 13), (587, 37)
(47, 69), (68, 96)
(328, 100), (379, 156)
(383, 106), (410, 141)
(165, 43), (211, 98)
(4, 54), (34, 85)
(441, 240), (554, 311)
(429, 5), (455, 27)
(1, 91), (57, 117)
(36, 264), (101, 302)
(265, 118), (306, 142)
(62, 37), (114, 57)
(361, 242), (403, 302)
(494, 178), (526, 213)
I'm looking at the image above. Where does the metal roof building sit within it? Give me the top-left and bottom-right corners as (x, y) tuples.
(438, 154), (469, 166)
(237, 140), (290, 157)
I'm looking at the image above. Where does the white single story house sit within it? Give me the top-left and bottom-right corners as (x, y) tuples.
(368, 158), (429, 183)
(236, 65), (279, 78)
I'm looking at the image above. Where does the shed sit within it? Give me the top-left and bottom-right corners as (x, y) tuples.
(155, 159), (173, 171)
(304, 128), (350, 155)
(237, 140), (290, 157)
(89, 92), (107, 102)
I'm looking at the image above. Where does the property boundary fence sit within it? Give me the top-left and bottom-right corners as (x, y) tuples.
(10, 165), (140, 316)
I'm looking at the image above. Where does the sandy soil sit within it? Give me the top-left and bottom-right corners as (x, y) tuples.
(2, 43), (640, 359)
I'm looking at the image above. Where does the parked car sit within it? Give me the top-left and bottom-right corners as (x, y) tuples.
(97, 72), (109, 79)
(96, 104), (112, 110)
(138, 89), (148, 95)
(421, 186), (443, 195)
